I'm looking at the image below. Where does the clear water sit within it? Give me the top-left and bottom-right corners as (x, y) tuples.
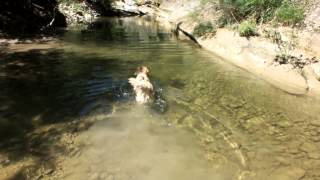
(1, 17), (320, 180)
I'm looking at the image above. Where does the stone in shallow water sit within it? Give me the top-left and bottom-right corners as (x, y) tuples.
(183, 115), (198, 129)
(311, 136), (320, 142)
(275, 156), (291, 166)
(194, 97), (212, 109)
(299, 142), (319, 153)
(298, 142), (320, 159)
(310, 120), (320, 127)
(242, 116), (265, 131)
(236, 109), (251, 120)
(166, 106), (188, 125)
(194, 97), (205, 106)
(271, 113), (292, 128)
(268, 166), (306, 180)
(308, 152), (320, 159)
(219, 96), (245, 109)
(276, 120), (292, 128)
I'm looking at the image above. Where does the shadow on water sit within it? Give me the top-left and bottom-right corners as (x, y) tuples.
(1, 49), (119, 137)
(0, 17), (171, 179)
(0, 16), (171, 139)
(0, 49), (134, 179)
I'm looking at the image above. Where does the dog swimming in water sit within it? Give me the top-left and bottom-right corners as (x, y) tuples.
(128, 66), (154, 104)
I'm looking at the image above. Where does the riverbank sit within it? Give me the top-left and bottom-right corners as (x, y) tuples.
(149, 0), (320, 96)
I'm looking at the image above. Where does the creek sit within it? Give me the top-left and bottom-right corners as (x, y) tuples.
(1, 17), (320, 180)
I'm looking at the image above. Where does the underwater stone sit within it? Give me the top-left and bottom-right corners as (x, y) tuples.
(308, 152), (320, 159)
(276, 120), (292, 128)
(183, 115), (198, 129)
(299, 142), (318, 153)
(219, 95), (245, 110)
(310, 120), (320, 127)
(242, 117), (265, 130)
(268, 166), (306, 180)
(167, 106), (188, 124)
(236, 110), (251, 120)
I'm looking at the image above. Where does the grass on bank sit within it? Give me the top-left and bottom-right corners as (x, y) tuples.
(220, 0), (305, 25)
(189, 0), (305, 38)
(194, 0), (305, 25)
(238, 20), (257, 37)
(275, 1), (305, 25)
(193, 21), (216, 37)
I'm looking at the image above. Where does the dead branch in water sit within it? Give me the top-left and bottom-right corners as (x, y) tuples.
(175, 22), (201, 48)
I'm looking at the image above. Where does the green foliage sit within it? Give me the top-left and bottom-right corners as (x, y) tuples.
(193, 22), (215, 37)
(57, 0), (76, 4)
(276, 1), (305, 25)
(238, 20), (257, 37)
(221, 0), (283, 22)
(219, 0), (304, 25)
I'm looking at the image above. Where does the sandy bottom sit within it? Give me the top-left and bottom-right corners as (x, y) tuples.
(61, 105), (240, 180)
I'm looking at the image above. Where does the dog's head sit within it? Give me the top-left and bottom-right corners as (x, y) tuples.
(135, 66), (150, 75)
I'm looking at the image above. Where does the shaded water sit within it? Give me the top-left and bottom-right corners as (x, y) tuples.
(1, 17), (320, 179)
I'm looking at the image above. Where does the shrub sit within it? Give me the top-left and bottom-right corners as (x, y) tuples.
(193, 22), (215, 37)
(276, 1), (305, 25)
(220, 0), (283, 23)
(57, 0), (75, 5)
(238, 20), (257, 37)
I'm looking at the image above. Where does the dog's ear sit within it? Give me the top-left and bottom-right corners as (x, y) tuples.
(145, 67), (150, 74)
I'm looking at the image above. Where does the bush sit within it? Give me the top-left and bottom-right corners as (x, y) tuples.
(238, 20), (257, 37)
(220, 0), (283, 22)
(276, 1), (305, 25)
(193, 22), (215, 37)
(220, 0), (305, 25)
(57, 0), (75, 5)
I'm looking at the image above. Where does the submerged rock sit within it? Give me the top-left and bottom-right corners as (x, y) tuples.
(268, 166), (306, 180)
(241, 116), (266, 133)
(310, 120), (320, 127)
(299, 142), (320, 159)
(299, 142), (318, 153)
(308, 152), (320, 159)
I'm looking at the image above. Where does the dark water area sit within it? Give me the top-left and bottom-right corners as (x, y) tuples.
(1, 17), (320, 180)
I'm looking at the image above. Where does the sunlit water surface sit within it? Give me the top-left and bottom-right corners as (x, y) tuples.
(1, 17), (320, 180)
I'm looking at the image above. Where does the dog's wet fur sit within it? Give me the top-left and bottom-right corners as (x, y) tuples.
(128, 66), (154, 104)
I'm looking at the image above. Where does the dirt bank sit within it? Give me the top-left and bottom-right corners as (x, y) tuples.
(149, 0), (320, 96)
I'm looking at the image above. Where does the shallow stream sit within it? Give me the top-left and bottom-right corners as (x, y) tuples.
(1, 17), (320, 180)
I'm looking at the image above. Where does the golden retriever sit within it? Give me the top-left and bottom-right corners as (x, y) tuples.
(128, 66), (154, 104)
